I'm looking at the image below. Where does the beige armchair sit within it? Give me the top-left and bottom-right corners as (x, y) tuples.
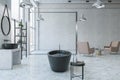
(78, 42), (94, 54)
(104, 41), (120, 53)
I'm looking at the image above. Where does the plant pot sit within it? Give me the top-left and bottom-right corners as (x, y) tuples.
(48, 50), (71, 72)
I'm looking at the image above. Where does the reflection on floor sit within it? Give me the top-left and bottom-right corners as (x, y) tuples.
(0, 53), (120, 80)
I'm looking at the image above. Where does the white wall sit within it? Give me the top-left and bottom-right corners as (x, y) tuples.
(77, 9), (120, 48)
(39, 13), (76, 52)
(0, 0), (11, 48)
(34, 3), (120, 53)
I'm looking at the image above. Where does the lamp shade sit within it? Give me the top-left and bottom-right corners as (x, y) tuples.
(79, 14), (87, 21)
(92, 0), (105, 9)
(37, 15), (44, 21)
(20, 1), (33, 8)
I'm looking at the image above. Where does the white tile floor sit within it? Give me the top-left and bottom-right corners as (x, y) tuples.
(0, 53), (120, 80)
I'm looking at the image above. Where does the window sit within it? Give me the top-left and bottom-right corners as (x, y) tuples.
(11, 0), (36, 52)
(30, 8), (35, 51)
(11, 0), (23, 43)
(11, 0), (23, 20)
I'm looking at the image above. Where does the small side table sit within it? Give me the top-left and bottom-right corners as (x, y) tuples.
(70, 61), (85, 80)
(95, 48), (103, 55)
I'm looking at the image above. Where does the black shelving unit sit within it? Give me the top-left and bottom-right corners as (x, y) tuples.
(14, 19), (27, 59)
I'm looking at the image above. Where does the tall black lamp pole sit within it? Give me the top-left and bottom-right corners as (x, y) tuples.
(74, 12), (86, 62)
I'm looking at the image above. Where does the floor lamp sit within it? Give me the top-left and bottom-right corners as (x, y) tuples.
(74, 12), (87, 62)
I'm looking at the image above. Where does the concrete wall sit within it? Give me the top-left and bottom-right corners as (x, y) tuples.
(77, 9), (120, 48)
(39, 13), (76, 52)
(34, 3), (120, 53)
(0, 0), (11, 48)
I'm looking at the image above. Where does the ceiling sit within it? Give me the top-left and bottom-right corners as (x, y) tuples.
(34, 0), (120, 3)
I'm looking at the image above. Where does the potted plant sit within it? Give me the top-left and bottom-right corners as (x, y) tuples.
(17, 20), (23, 44)
(18, 21), (23, 28)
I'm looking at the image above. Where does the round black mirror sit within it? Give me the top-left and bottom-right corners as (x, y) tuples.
(1, 16), (11, 36)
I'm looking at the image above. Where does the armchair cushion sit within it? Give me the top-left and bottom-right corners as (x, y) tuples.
(78, 42), (94, 54)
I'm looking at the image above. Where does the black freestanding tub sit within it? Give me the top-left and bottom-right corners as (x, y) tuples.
(48, 50), (71, 72)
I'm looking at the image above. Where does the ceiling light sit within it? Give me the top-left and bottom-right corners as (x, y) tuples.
(86, 0), (89, 3)
(68, 0), (71, 3)
(20, 1), (33, 8)
(108, 0), (112, 3)
(92, 0), (105, 9)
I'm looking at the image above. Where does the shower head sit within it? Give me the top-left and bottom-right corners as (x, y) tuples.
(20, 1), (33, 8)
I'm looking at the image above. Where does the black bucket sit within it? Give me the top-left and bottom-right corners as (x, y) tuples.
(48, 50), (71, 72)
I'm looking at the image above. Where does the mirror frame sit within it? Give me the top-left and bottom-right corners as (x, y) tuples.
(1, 16), (11, 36)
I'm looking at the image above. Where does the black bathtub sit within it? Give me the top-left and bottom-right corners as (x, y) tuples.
(48, 50), (71, 72)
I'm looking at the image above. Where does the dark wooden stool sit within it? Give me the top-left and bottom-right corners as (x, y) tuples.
(70, 61), (85, 80)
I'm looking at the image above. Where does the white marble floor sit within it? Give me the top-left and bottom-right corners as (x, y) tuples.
(0, 53), (120, 80)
